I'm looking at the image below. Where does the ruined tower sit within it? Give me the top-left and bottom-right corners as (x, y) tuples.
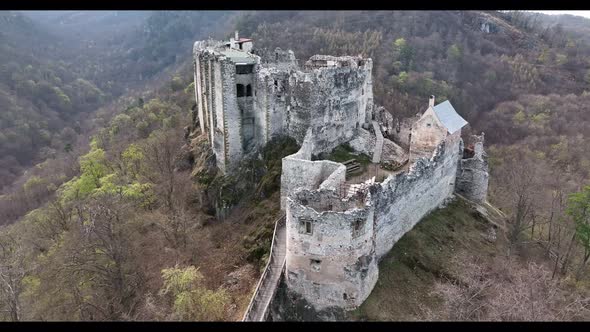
(193, 34), (261, 173)
(193, 33), (374, 174)
(455, 133), (489, 203)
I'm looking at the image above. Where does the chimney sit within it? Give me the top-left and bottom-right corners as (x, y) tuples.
(235, 31), (239, 41)
(429, 95), (435, 108)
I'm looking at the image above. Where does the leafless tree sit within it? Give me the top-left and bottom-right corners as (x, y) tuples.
(0, 232), (25, 321)
(433, 254), (590, 321)
(493, 152), (540, 254)
(60, 194), (142, 320)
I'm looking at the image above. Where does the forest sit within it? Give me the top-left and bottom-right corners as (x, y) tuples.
(1, 10), (590, 321)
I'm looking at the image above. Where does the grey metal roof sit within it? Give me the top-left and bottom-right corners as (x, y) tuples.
(433, 100), (467, 134)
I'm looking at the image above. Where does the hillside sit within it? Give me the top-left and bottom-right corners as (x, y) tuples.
(351, 198), (589, 321)
(0, 10), (235, 194)
(0, 10), (237, 225)
(1, 10), (590, 321)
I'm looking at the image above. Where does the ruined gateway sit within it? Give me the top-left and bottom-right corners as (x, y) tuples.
(193, 33), (489, 320)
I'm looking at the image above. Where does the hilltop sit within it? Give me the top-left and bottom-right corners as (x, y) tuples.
(1, 10), (590, 321)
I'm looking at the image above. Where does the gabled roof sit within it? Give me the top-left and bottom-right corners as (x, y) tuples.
(432, 100), (467, 134)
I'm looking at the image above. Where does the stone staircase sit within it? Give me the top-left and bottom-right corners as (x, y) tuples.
(242, 214), (287, 321)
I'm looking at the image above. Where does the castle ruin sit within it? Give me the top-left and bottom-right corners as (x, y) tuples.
(193, 33), (489, 318)
(193, 31), (373, 174)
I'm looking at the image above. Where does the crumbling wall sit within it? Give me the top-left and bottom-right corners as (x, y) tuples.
(282, 133), (463, 313)
(372, 134), (462, 259)
(280, 130), (346, 209)
(456, 135), (489, 203)
(391, 114), (420, 149)
(260, 55), (373, 154)
(380, 137), (408, 167)
(348, 127), (375, 157)
(373, 106), (395, 138)
(303, 58), (373, 154)
(285, 189), (378, 310)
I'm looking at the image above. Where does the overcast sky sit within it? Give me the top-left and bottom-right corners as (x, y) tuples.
(532, 11), (590, 19)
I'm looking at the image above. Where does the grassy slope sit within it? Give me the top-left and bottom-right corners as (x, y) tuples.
(350, 198), (501, 321)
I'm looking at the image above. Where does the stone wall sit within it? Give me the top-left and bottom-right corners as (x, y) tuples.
(280, 130), (346, 209)
(303, 60), (372, 154)
(381, 137), (408, 166)
(348, 127), (375, 157)
(456, 135), (489, 203)
(257, 55), (373, 156)
(283, 132), (464, 311)
(285, 189), (378, 310)
(391, 114), (420, 149)
(372, 133), (462, 259)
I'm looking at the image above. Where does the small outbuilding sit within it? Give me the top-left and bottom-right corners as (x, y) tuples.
(409, 96), (467, 163)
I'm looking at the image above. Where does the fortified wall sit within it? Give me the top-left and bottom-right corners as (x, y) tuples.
(280, 93), (488, 311)
(193, 33), (373, 174)
(192, 32), (489, 316)
(455, 134), (489, 203)
(283, 127), (467, 310)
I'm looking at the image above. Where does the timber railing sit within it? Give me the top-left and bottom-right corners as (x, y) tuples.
(242, 214), (287, 321)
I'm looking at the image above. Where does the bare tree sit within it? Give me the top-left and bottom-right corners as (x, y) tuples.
(433, 254), (590, 321)
(0, 232), (25, 321)
(494, 152), (539, 253)
(61, 194), (142, 320)
(142, 129), (183, 212)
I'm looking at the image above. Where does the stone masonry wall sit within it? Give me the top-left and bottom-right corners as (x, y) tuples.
(220, 59), (243, 172)
(280, 130), (346, 210)
(285, 189), (378, 310)
(283, 131), (464, 311)
(371, 133), (462, 259)
(456, 135), (489, 203)
(257, 56), (373, 156)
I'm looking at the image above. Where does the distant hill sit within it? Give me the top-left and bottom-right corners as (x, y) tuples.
(1, 10), (590, 322)
(0, 10), (235, 192)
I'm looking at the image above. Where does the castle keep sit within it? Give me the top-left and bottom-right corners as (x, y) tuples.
(193, 32), (373, 173)
(193, 33), (489, 317)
